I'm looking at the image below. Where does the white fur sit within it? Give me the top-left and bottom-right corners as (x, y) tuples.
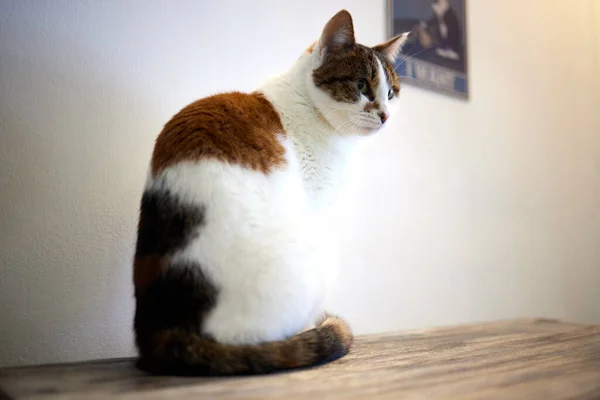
(259, 52), (362, 211)
(145, 36), (400, 345)
(374, 58), (392, 121)
(147, 152), (338, 344)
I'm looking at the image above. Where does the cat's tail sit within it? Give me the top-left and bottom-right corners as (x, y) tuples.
(136, 314), (353, 376)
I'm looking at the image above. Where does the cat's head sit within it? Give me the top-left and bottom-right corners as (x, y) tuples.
(306, 10), (408, 136)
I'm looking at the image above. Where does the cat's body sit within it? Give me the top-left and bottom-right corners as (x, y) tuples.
(133, 10), (408, 376)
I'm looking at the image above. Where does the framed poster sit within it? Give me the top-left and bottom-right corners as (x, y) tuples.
(388, 0), (469, 99)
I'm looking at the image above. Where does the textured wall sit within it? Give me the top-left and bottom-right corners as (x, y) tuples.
(1, 0), (599, 367)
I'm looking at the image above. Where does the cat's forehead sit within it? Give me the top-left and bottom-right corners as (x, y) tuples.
(312, 44), (400, 103)
(316, 46), (380, 78)
(338, 46), (377, 73)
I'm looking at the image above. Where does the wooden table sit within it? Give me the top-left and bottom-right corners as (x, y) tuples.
(1, 318), (599, 399)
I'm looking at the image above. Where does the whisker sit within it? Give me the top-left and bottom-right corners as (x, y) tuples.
(321, 107), (352, 120)
(399, 73), (446, 90)
(395, 46), (433, 69)
(331, 116), (364, 136)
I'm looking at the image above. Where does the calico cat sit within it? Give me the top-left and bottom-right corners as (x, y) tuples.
(133, 9), (408, 376)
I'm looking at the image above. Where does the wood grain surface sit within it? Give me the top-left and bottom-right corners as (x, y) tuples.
(1, 318), (599, 399)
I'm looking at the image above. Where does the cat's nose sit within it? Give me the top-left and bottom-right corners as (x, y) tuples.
(378, 112), (388, 124)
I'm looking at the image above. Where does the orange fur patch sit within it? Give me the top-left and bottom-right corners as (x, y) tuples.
(151, 92), (286, 176)
(306, 41), (317, 54)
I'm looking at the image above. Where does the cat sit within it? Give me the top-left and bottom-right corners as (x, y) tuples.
(132, 9), (408, 376)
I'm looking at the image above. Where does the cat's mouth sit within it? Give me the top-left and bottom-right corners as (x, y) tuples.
(328, 111), (386, 135)
(350, 124), (383, 135)
(355, 114), (385, 133)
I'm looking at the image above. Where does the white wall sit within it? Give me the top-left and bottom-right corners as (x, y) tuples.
(0, 0), (598, 368)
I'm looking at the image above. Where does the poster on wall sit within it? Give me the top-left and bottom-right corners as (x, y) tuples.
(388, 0), (468, 99)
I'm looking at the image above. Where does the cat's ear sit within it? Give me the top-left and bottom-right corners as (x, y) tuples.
(373, 32), (410, 64)
(318, 9), (356, 59)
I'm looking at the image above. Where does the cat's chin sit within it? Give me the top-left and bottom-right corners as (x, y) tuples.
(330, 118), (384, 136)
(359, 123), (386, 135)
(347, 125), (382, 136)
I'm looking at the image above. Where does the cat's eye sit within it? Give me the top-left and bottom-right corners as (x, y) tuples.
(357, 79), (368, 95)
(388, 89), (394, 100)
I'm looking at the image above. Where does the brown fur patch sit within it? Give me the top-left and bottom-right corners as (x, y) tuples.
(306, 41), (316, 54)
(312, 45), (379, 103)
(151, 92), (286, 176)
(324, 315), (354, 350)
(364, 100), (380, 113)
(133, 254), (167, 295)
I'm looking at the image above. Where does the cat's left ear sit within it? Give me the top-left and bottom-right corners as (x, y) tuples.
(318, 10), (356, 60)
(372, 32), (410, 64)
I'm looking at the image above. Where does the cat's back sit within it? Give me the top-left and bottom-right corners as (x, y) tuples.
(150, 91), (287, 176)
(138, 91), (324, 346)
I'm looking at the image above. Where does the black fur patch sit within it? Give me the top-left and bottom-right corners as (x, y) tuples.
(132, 190), (352, 377)
(135, 190), (205, 257)
(134, 190), (218, 367)
(134, 261), (218, 351)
